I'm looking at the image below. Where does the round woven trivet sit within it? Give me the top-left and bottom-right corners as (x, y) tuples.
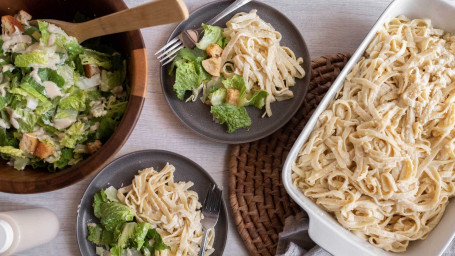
(229, 53), (352, 256)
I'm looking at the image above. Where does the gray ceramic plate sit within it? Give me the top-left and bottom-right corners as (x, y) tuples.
(76, 150), (228, 256)
(160, 0), (311, 144)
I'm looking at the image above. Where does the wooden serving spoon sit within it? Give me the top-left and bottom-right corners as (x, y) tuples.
(32, 0), (189, 43)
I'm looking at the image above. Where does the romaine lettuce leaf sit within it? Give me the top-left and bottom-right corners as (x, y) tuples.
(133, 222), (150, 250)
(96, 117), (116, 142)
(110, 245), (123, 256)
(38, 21), (50, 45)
(80, 49), (112, 70)
(60, 121), (87, 148)
(19, 83), (49, 103)
(0, 96), (7, 111)
(118, 222), (137, 248)
(209, 88), (226, 106)
(59, 88), (87, 111)
(14, 51), (48, 67)
(57, 65), (75, 88)
(21, 75), (46, 95)
(104, 186), (120, 202)
(88, 224), (104, 245)
(99, 202), (134, 231)
(0, 128), (18, 147)
(222, 75), (246, 99)
(52, 147), (73, 170)
(13, 109), (38, 132)
(143, 228), (169, 255)
(173, 60), (199, 100)
(64, 41), (84, 60)
(217, 36), (229, 48)
(38, 68), (65, 88)
(23, 26), (40, 40)
(54, 108), (78, 121)
(0, 146), (23, 157)
(93, 189), (108, 218)
(100, 70), (124, 92)
(76, 74), (101, 90)
(245, 90), (268, 109)
(196, 24), (224, 50)
(210, 103), (251, 133)
(12, 157), (29, 170)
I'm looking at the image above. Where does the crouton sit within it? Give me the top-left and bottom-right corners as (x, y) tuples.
(202, 57), (221, 77)
(84, 64), (100, 78)
(14, 10), (32, 26)
(19, 133), (38, 154)
(206, 43), (223, 58)
(1, 15), (23, 35)
(87, 140), (102, 154)
(226, 88), (240, 105)
(34, 142), (56, 159)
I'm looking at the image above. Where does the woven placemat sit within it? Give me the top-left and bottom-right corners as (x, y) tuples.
(229, 53), (352, 256)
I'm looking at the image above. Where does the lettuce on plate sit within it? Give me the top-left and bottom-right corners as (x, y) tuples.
(170, 48), (211, 100)
(245, 90), (268, 109)
(196, 24), (226, 50)
(211, 103), (252, 133)
(88, 189), (169, 256)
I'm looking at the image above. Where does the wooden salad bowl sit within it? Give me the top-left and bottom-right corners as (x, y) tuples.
(0, 0), (148, 193)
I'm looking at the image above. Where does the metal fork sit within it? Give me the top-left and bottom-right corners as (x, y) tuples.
(156, 0), (251, 66)
(198, 183), (223, 256)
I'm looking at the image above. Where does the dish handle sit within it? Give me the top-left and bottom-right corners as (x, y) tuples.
(307, 212), (375, 256)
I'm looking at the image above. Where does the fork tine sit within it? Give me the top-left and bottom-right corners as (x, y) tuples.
(160, 46), (183, 66)
(208, 185), (222, 212)
(155, 37), (180, 55)
(157, 41), (183, 59)
(159, 45), (184, 61)
(214, 188), (223, 212)
(203, 184), (215, 210)
(207, 184), (217, 211)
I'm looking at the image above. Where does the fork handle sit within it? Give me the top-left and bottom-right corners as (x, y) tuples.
(205, 0), (252, 25)
(75, 0), (189, 42)
(198, 228), (209, 256)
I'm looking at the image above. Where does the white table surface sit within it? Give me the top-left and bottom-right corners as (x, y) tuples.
(0, 0), (395, 255)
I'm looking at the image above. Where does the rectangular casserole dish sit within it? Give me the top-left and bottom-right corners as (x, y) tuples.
(282, 0), (455, 255)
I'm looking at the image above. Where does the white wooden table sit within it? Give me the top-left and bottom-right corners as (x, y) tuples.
(0, 0), (394, 255)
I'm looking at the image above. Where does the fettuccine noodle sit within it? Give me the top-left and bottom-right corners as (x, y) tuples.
(292, 15), (455, 252)
(117, 163), (215, 256)
(221, 10), (305, 117)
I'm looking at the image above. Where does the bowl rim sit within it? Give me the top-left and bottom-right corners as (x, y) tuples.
(0, 1), (148, 194)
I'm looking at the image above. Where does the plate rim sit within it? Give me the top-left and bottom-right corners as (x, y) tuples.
(76, 149), (228, 255)
(159, 0), (311, 144)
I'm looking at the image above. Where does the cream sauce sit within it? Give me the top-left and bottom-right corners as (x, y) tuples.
(1, 32), (32, 52)
(42, 81), (62, 99)
(53, 117), (76, 130)
(26, 96), (39, 110)
(0, 82), (8, 97)
(0, 120), (10, 129)
(30, 68), (42, 84)
(2, 65), (13, 73)
(6, 108), (22, 129)
(48, 34), (56, 46)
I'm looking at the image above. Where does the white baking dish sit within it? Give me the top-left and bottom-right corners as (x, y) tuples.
(282, 0), (455, 255)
